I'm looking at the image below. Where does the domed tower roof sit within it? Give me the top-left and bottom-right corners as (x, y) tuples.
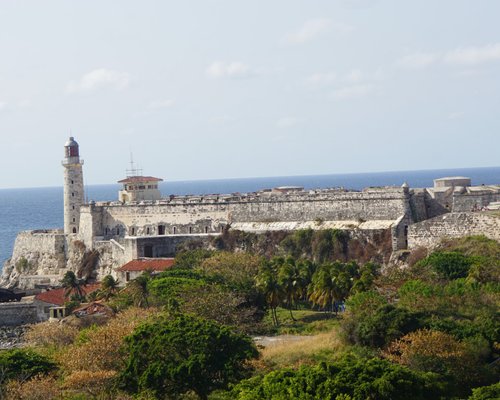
(65, 136), (79, 147)
(63, 136), (81, 162)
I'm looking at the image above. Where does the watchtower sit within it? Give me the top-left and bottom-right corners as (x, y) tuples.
(62, 137), (84, 235)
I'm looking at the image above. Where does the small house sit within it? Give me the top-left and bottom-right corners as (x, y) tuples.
(116, 258), (175, 284)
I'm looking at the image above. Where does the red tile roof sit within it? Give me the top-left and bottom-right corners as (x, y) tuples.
(118, 176), (163, 184)
(116, 258), (175, 272)
(35, 284), (101, 306)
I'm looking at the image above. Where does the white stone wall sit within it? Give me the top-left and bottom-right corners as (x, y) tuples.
(408, 212), (500, 249)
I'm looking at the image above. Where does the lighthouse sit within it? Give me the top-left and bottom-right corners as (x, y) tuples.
(62, 137), (84, 235)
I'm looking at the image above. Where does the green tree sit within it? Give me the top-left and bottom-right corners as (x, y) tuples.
(60, 270), (85, 301)
(309, 263), (345, 313)
(256, 262), (284, 326)
(0, 349), (56, 384)
(119, 314), (258, 399)
(469, 381), (500, 400)
(99, 275), (120, 301)
(277, 257), (306, 321)
(125, 273), (150, 307)
(225, 356), (442, 400)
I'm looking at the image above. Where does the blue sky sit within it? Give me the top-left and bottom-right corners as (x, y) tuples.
(0, 0), (499, 188)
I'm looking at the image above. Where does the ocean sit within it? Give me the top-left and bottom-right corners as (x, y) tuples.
(0, 166), (499, 267)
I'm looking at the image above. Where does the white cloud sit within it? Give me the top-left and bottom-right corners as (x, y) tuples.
(396, 53), (437, 69)
(448, 111), (463, 120)
(66, 68), (130, 93)
(306, 69), (368, 87)
(285, 18), (340, 44)
(331, 84), (374, 100)
(344, 69), (364, 83)
(206, 61), (255, 79)
(209, 115), (236, 125)
(276, 117), (303, 128)
(0, 101), (6, 111)
(306, 72), (337, 86)
(444, 43), (500, 65)
(148, 99), (175, 109)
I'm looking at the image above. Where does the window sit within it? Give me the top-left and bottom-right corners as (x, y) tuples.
(146, 227), (150, 235)
(72, 227), (77, 234)
(189, 227), (193, 234)
(173, 227), (177, 235)
(126, 272), (130, 282)
(131, 227), (135, 236)
(158, 225), (165, 235)
(72, 205), (75, 210)
(144, 245), (153, 258)
(205, 226), (209, 233)
(71, 180), (74, 184)
(72, 218), (75, 222)
(72, 192), (74, 197)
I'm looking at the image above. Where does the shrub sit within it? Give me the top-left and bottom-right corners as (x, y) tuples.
(384, 329), (497, 397)
(417, 251), (473, 280)
(468, 381), (500, 400)
(225, 356), (442, 400)
(0, 349), (56, 382)
(119, 314), (258, 399)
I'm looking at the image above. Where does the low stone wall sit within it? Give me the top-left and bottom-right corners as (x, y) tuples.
(0, 302), (38, 326)
(408, 212), (500, 249)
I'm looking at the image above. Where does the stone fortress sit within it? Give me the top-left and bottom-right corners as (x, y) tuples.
(1, 137), (499, 290)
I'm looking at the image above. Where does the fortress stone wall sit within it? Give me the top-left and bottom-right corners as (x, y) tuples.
(408, 212), (500, 249)
(452, 187), (500, 212)
(81, 187), (413, 242)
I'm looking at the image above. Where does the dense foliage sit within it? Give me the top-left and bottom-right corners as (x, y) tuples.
(0, 349), (56, 382)
(6, 233), (498, 399)
(119, 314), (258, 399)
(221, 356), (442, 400)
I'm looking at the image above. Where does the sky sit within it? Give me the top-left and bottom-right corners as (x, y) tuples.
(0, 0), (499, 189)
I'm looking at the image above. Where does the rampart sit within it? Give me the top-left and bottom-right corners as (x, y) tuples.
(408, 212), (500, 249)
(80, 187), (413, 242)
(452, 187), (500, 212)
(11, 230), (65, 260)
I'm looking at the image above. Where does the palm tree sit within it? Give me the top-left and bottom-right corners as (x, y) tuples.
(60, 271), (85, 301)
(256, 263), (283, 327)
(126, 273), (150, 308)
(308, 263), (342, 314)
(99, 275), (120, 301)
(277, 257), (305, 321)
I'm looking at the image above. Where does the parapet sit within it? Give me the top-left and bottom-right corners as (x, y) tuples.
(433, 176), (471, 189)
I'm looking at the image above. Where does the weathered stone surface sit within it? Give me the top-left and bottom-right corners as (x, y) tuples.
(408, 212), (500, 249)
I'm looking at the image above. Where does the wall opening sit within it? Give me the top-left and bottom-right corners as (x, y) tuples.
(173, 227), (177, 235)
(158, 225), (165, 235)
(144, 245), (153, 258)
(72, 227), (77, 234)
(189, 227), (193, 234)
(205, 226), (209, 233)
(146, 227), (150, 235)
(131, 227), (135, 236)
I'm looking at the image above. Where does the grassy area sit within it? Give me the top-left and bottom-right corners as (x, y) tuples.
(263, 307), (341, 335)
(255, 328), (345, 371)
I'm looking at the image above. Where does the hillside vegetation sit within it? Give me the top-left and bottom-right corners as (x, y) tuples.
(0, 233), (498, 399)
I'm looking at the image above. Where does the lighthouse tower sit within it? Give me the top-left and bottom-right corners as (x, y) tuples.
(62, 137), (84, 235)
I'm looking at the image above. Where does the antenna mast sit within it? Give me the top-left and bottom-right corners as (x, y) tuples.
(126, 153), (143, 177)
